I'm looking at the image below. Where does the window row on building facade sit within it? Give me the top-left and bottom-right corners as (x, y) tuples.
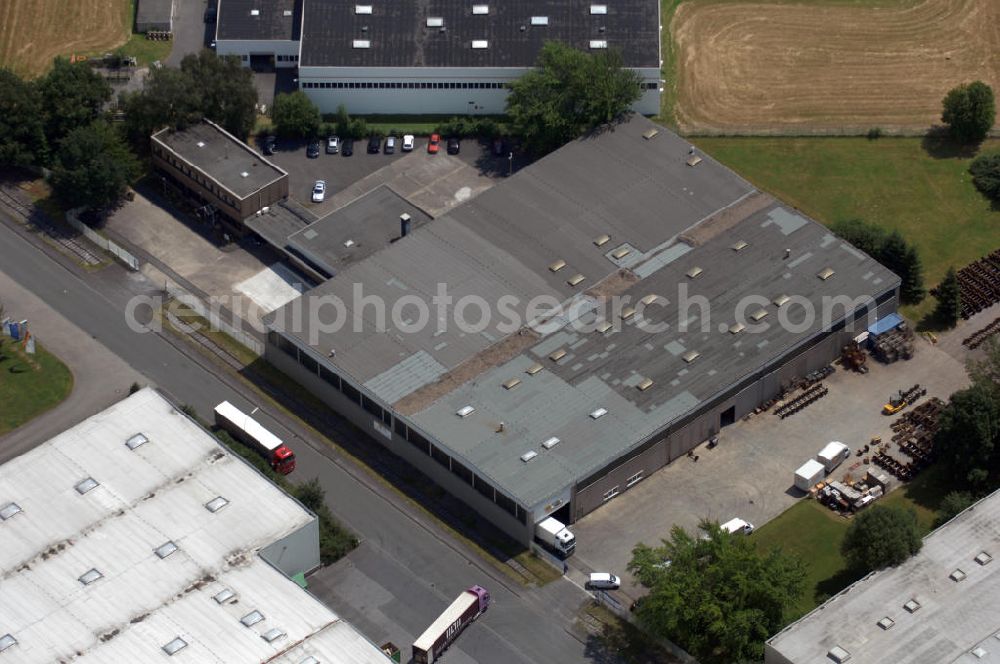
(301, 80), (658, 91)
(270, 331), (528, 525)
(152, 145), (239, 208)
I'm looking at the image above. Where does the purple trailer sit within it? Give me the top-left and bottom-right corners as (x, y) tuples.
(412, 585), (490, 663)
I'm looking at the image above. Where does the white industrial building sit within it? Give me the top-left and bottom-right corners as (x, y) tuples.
(215, 0), (662, 115)
(0, 388), (389, 663)
(766, 488), (1000, 664)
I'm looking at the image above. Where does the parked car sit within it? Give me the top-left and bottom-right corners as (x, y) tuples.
(586, 573), (620, 590)
(402, 134), (415, 152)
(384, 135), (397, 154)
(367, 135), (381, 154)
(306, 140), (321, 158)
(492, 137), (504, 156)
(342, 138), (354, 156)
(326, 136), (339, 154)
(447, 137), (460, 155)
(311, 180), (326, 203)
(262, 135), (276, 155)
(427, 133), (440, 154)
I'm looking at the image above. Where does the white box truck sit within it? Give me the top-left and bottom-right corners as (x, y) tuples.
(535, 517), (576, 558)
(817, 441), (850, 473)
(795, 459), (826, 491)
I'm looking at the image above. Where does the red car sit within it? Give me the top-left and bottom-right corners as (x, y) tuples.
(427, 133), (440, 154)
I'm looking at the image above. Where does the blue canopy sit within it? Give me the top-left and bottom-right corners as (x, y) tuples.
(868, 312), (903, 337)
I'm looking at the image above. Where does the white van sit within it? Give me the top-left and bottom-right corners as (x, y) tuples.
(721, 518), (755, 536)
(587, 572), (621, 590)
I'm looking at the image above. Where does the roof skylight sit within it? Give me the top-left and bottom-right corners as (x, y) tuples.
(79, 568), (103, 586)
(520, 451), (538, 463)
(126, 433), (149, 450)
(241, 610), (265, 627)
(162, 637), (188, 655)
(154, 541), (178, 559)
(75, 477), (99, 495)
(205, 496), (229, 513)
(1, 502), (23, 520)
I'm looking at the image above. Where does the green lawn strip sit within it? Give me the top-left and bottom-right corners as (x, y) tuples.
(693, 136), (1000, 320)
(159, 306), (549, 587)
(753, 500), (855, 620)
(0, 338), (74, 435)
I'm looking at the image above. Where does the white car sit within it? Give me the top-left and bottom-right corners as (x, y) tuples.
(586, 572), (620, 590)
(402, 134), (415, 152)
(311, 180), (326, 203)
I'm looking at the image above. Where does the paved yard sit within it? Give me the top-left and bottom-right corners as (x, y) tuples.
(571, 338), (970, 597)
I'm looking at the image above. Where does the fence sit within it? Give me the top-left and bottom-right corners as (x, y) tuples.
(65, 209), (140, 271)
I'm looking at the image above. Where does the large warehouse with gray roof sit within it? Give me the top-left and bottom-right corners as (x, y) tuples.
(264, 116), (900, 545)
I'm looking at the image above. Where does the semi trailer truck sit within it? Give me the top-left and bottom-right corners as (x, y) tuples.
(412, 585), (490, 664)
(214, 401), (296, 475)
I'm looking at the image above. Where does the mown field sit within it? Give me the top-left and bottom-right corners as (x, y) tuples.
(667, 0), (999, 134)
(0, 337), (73, 436)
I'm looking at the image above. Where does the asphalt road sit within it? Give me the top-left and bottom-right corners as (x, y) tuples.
(0, 217), (608, 663)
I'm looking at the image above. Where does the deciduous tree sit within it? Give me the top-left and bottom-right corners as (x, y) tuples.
(628, 521), (806, 664)
(970, 151), (1000, 202)
(841, 505), (923, 572)
(50, 121), (140, 213)
(37, 58), (111, 151)
(942, 81), (996, 144)
(272, 90), (321, 139)
(934, 383), (1000, 490)
(0, 69), (47, 168)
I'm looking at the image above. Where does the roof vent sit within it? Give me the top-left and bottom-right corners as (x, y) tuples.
(590, 407), (608, 420)
(353, 39), (371, 48)
(241, 610), (265, 627)
(567, 273), (585, 286)
(196, 141), (206, 148)
(75, 477), (99, 495)
(877, 617), (895, 630)
(0, 502), (22, 520)
(637, 377), (654, 391)
(593, 234), (610, 247)
(343, 239), (355, 247)
(950, 568), (967, 582)
(155, 541), (178, 559)
(472, 4), (489, 13)
(502, 377), (521, 390)
(597, 320), (613, 334)
(262, 628), (286, 643)
(731, 240), (748, 252)
(903, 598), (921, 613)
(549, 259), (566, 272)
(283, 9), (292, 16)
(213, 588), (236, 604)
(126, 433), (149, 450)
(682, 350), (700, 363)
(542, 437), (560, 449)
(972, 648), (988, 659)
(589, 40), (608, 49)
(686, 155), (703, 167)
(729, 322), (746, 334)
(250, 9), (260, 16)
(611, 246), (631, 259)
(590, 4), (608, 13)
(526, 363), (543, 375)
(827, 646), (851, 663)
(456, 405), (475, 418)
(426, 17), (444, 26)
(205, 496), (229, 513)
(621, 306), (636, 320)
(643, 128), (659, 140)
(472, 40), (489, 49)
(531, 16), (549, 25)
(976, 551), (994, 566)
(240, 171), (249, 178)
(750, 309), (769, 322)
(773, 294), (790, 307)
(162, 637), (188, 656)
(79, 568), (103, 586)
(355, 4), (372, 13)
(549, 349), (567, 362)
(818, 267), (835, 280)
(0, 635), (15, 653)
(521, 451), (538, 462)
(686, 266), (703, 278)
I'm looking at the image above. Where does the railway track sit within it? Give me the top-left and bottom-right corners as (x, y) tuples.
(0, 185), (104, 267)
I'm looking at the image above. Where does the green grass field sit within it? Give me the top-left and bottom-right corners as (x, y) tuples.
(755, 467), (948, 621)
(0, 337), (73, 435)
(694, 136), (1000, 320)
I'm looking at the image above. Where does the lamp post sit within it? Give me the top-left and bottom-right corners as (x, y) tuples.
(507, 151), (513, 177)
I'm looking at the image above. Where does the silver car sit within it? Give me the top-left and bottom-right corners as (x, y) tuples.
(311, 180), (326, 203)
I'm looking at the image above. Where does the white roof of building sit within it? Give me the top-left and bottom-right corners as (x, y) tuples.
(766, 488), (1000, 664)
(0, 388), (388, 663)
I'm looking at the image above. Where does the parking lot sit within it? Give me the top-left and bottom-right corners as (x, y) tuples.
(569, 338), (970, 597)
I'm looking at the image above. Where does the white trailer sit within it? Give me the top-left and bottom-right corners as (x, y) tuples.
(795, 459), (826, 492)
(817, 441), (850, 473)
(534, 517), (576, 558)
